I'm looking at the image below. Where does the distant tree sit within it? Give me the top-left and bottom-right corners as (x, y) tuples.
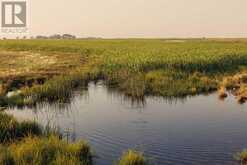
(36, 35), (48, 39)
(62, 34), (76, 39)
(49, 34), (61, 39)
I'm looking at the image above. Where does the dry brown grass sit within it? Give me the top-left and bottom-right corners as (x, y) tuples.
(220, 72), (247, 103)
(0, 51), (86, 80)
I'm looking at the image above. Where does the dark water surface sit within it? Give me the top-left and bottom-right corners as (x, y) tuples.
(6, 82), (247, 165)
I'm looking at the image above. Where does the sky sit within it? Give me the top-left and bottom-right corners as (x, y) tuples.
(4, 0), (247, 38)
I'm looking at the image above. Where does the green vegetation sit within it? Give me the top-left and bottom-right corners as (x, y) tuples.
(235, 149), (247, 165)
(0, 112), (150, 165)
(0, 136), (92, 165)
(0, 113), (42, 143)
(118, 150), (148, 165)
(0, 112), (93, 165)
(0, 39), (246, 105)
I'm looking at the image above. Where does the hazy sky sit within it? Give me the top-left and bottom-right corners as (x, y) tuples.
(19, 0), (247, 38)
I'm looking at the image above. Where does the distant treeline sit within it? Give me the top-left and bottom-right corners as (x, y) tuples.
(1, 35), (103, 40)
(36, 34), (76, 39)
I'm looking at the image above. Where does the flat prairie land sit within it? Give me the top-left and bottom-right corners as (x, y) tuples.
(0, 39), (246, 105)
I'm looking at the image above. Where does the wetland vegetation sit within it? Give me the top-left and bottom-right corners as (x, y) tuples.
(0, 39), (247, 164)
(0, 39), (246, 106)
(0, 112), (93, 165)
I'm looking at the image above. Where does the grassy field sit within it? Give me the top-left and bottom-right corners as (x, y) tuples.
(0, 39), (246, 105)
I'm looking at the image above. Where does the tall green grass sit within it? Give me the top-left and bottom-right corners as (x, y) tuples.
(0, 39), (246, 104)
(0, 113), (93, 164)
(22, 66), (100, 104)
(0, 113), (42, 143)
(0, 135), (92, 165)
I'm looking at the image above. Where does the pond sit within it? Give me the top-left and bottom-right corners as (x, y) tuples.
(6, 81), (247, 165)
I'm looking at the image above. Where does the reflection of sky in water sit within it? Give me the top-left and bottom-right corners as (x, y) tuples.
(7, 82), (247, 165)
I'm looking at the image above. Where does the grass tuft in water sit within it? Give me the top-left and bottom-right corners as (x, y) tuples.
(235, 150), (247, 165)
(118, 150), (148, 165)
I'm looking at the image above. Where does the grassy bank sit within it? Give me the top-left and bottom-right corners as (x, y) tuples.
(0, 136), (92, 165)
(0, 39), (246, 106)
(0, 113), (42, 143)
(0, 112), (93, 165)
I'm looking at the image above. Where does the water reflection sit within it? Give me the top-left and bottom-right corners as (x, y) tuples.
(6, 81), (247, 165)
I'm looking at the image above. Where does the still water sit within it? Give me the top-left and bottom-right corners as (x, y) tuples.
(6, 82), (247, 165)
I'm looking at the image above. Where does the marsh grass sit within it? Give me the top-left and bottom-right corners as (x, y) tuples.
(235, 150), (247, 165)
(0, 135), (93, 165)
(118, 150), (148, 165)
(0, 39), (246, 105)
(0, 113), (93, 165)
(22, 66), (100, 104)
(0, 113), (42, 143)
(218, 87), (228, 99)
(237, 85), (247, 104)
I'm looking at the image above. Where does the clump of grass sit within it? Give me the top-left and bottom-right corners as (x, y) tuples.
(236, 85), (247, 104)
(0, 96), (7, 107)
(119, 74), (146, 98)
(22, 67), (99, 103)
(235, 149), (247, 165)
(0, 135), (93, 165)
(144, 70), (217, 97)
(218, 87), (228, 99)
(118, 150), (148, 165)
(0, 113), (42, 143)
(0, 83), (4, 97)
